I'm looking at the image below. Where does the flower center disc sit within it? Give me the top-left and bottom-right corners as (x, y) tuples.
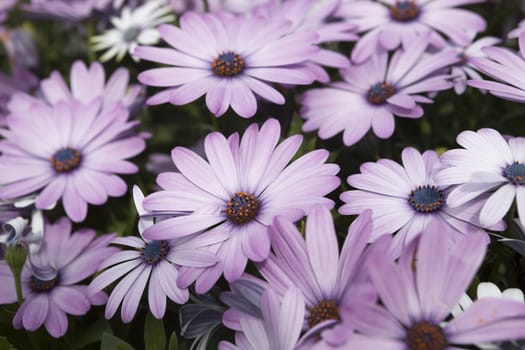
(51, 147), (82, 173)
(391, 1), (420, 22)
(308, 300), (340, 329)
(409, 185), (444, 213)
(406, 321), (446, 350)
(142, 240), (169, 265)
(30, 275), (59, 292)
(503, 162), (525, 185)
(226, 192), (259, 225)
(123, 26), (140, 42)
(212, 51), (245, 77)
(367, 82), (396, 104)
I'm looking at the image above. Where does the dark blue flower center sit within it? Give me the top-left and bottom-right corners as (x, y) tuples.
(212, 51), (245, 77)
(391, 1), (420, 22)
(409, 185), (444, 213)
(308, 300), (340, 329)
(226, 192), (260, 225)
(367, 82), (396, 105)
(457, 51), (468, 65)
(406, 321), (446, 350)
(123, 26), (140, 42)
(30, 275), (59, 292)
(142, 240), (169, 265)
(51, 147), (82, 173)
(504, 162), (525, 185)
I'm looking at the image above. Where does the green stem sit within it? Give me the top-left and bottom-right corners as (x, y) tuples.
(203, 0), (210, 11)
(12, 268), (23, 306)
(5, 244), (27, 306)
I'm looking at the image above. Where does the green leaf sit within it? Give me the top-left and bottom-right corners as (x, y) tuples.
(68, 318), (112, 349)
(145, 312), (166, 350)
(168, 332), (178, 350)
(0, 336), (17, 350)
(100, 332), (134, 350)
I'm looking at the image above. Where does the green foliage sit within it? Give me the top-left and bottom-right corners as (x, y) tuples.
(144, 312), (166, 350)
(100, 333), (135, 350)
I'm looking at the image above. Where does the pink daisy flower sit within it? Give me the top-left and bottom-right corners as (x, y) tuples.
(219, 287), (305, 350)
(300, 34), (457, 146)
(444, 36), (501, 94)
(0, 217), (116, 338)
(141, 118), (340, 293)
(21, 0), (113, 21)
(0, 99), (146, 222)
(134, 12), (319, 118)
(257, 207), (377, 348)
(340, 147), (503, 257)
(436, 128), (525, 228)
(335, 0), (487, 63)
(8, 60), (144, 116)
(89, 186), (222, 322)
(344, 220), (525, 349)
(252, 0), (358, 82)
(0, 0), (16, 23)
(467, 33), (525, 103)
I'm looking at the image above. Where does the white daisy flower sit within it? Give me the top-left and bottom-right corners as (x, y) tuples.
(91, 0), (175, 62)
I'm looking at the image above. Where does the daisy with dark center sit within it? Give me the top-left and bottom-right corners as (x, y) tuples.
(300, 34), (458, 146)
(444, 36), (501, 94)
(0, 217), (116, 338)
(335, 0), (486, 63)
(141, 118), (340, 293)
(468, 33), (525, 103)
(0, 98), (146, 223)
(256, 206), (377, 348)
(345, 220), (525, 349)
(436, 128), (525, 227)
(88, 186), (222, 322)
(134, 11), (319, 118)
(340, 147), (504, 257)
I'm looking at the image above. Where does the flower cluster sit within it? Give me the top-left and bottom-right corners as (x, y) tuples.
(1, 0), (525, 349)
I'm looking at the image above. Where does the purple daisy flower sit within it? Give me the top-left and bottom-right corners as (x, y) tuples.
(252, 0), (357, 82)
(142, 118), (340, 293)
(300, 35), (457, 146)
(21, 0), (113, 21)
(0, 0), (16, 23)
(8, 60), (144, 116)
(340, 147), (503, 257)
(0, 217), (116, 338)
(88, 186), (221, 322)
(344, 220), (525, 349)
(436, 128), (525, 228)
(0, 98), (146, 222)
(134, 12), (319, 118)
(467, 33), (525, 103)
(508, 19), (525, 40)
(0, 66), (38, 126)
(445, 36), (501, 94)
(257, 206), (376, 347)
(335, 0), (486, 63)
(219, 287), (305, 350)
